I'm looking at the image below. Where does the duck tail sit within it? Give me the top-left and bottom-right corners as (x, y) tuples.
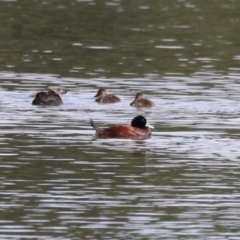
(90, 119), (100, 131)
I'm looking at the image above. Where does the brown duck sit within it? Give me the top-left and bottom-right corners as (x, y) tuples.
(94, 88), (120, 104)
(130, 92), (155, 108)
(30, 87), (67, 98)
(32, 90), (63, 106)
(90, 115), (153, 139)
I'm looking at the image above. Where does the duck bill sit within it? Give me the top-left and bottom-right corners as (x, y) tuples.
(146, 122), (154, 129)
(62, 89), (68, 95)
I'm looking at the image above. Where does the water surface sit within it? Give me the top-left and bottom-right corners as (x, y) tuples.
(1, 0), (240, 239)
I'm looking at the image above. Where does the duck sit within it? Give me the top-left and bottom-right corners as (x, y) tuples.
(130, 92), (155, 108)
(32, 90), (63, 106)
(94, 88), (120, 103)
(90, 115), (153, 139)
(30, 87), (67, 98)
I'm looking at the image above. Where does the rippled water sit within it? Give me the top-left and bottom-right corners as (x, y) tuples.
(1, 0), (240, 239)
(1, 71), (240, 239)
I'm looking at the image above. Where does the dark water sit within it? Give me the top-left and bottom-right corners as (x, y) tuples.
(1, 0), (240, 239)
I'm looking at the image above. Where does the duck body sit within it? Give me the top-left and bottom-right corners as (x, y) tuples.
(94, 88), (120, 104)
(32, 90), (63, 106)
(90, 115), (152, 139)
(130, 92), (155, 108)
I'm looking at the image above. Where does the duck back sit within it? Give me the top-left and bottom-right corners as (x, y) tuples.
(95, 94), (120, 103)
(130, 98), (155, 108)
(32, 91), (63, 106)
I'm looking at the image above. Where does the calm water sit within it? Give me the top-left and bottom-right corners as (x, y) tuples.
(1, 0), (240, 239)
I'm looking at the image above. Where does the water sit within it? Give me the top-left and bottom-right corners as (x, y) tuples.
(1, 0), (240, 239)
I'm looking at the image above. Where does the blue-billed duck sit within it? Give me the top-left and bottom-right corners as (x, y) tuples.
(90, 115), (153, 139)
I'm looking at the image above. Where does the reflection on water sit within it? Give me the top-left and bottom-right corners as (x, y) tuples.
(1, 71), (240, 239)
(1, 0), (240, 239)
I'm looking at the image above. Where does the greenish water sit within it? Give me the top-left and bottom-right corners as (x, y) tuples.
(1, 0), (240, 239)
(1, 0), (240, 77)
